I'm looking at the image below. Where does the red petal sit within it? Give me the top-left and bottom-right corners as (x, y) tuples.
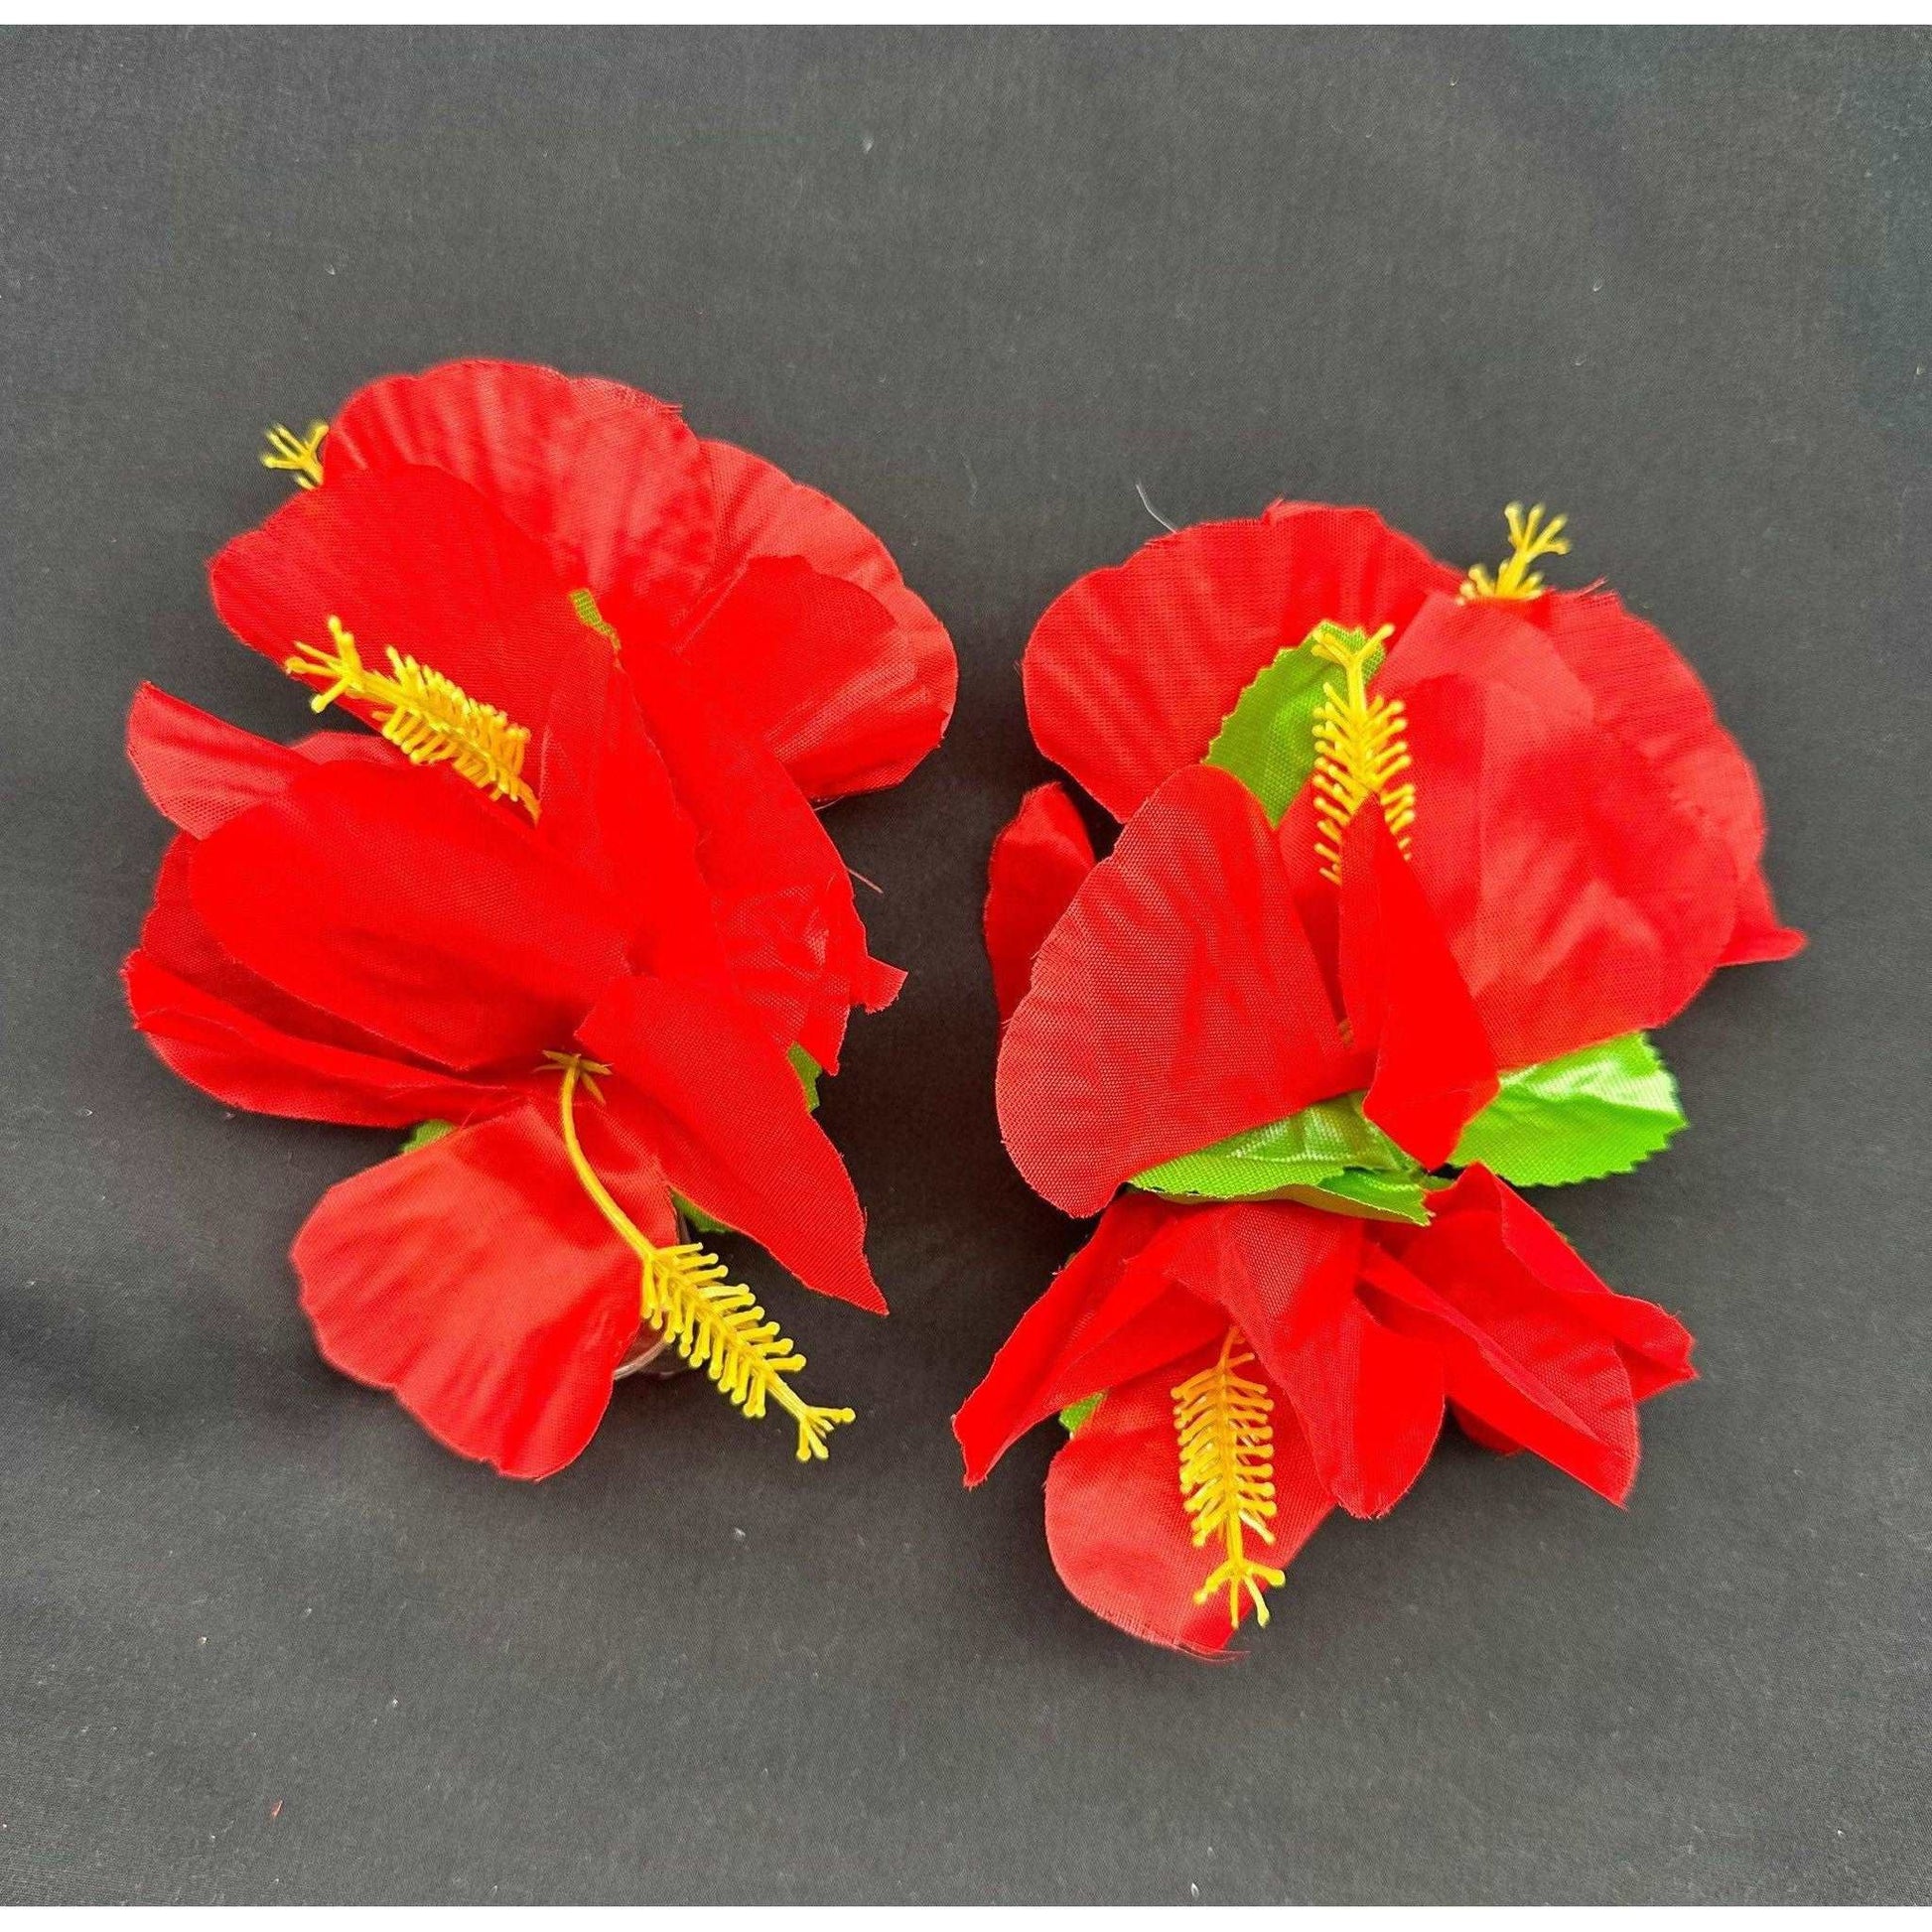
(293, 1103), (653, 1478)
(1336, 803), (1498, 1168)
(579, 973), (886, 1313)
(125, 950), (510, 1128)
(696, 438), (956, 797)
(1522, 589), (1803, 966)
(954, 1191), (1201, 1482)
(614, 630), (886, 1071)
(676, 555), (951, 802)
(327, 359), (716, 637)
(1389, 1167), (1696, 1401)
(998, 763), (1363, 1217)
(1719, 865), (1806, 966)
(190, 759), (629, 1071)
(530, 641), (731, 992)
(1360, 1243), (1640, 1503)
(1042, 1348), (1333, 1655)
(209, 464), (610, 744)
(1362, 604), (1737, 1067)
(1024, 506), (1459, 821)
(127, 684), (392, 838)
(983, 782), (1096, 1029)
(1159, 1200), (1445, 1519)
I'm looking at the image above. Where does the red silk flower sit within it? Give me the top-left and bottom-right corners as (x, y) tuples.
(129, 365), (955, 1479)
(965, 500), (1799, 1653)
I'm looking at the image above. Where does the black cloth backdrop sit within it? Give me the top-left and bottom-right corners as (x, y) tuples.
(2, 26), (1926, 1906)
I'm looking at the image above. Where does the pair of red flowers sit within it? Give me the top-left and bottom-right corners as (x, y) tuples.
(963, 500), (1801, 1652)
(126, 365), (1797, 1659)
(127, 360), (955, 1478)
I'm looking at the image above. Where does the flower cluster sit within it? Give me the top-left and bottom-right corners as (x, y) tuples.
(127, 359), (954, 1477)
(962, 500), (1799, 1653)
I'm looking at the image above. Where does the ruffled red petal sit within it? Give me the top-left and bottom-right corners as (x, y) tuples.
(998, 763), (1364, 1216)
(327, 358), (717, 641)
(127, 684), (396, 838)
(1042, 1347), (1333, 1655)
(1356, 599), (1739, 1067)
(1516, 588), (1804, 966)
(982, 781), (1096, 1029)
(126, 949), (509, 1128)
(694, 438), (956, 798)
(293, 1103), (653, 1479)
(1336, 803), (1498, 1167)
(1024, 505), (1459, 821)
(614, 630), (892, 1072)
(953, 1192), (1209, 1482)
(190, 759), (630, 1072)
(579, 972), (886, 1314)
(675, 556), (949, 803)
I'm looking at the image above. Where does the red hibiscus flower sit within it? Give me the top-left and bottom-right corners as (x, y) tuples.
(129, 403), (954, 1479)
(964, 500), (1795, 1650)
(955, 1171), (1694, 1655)
(266, 357), (955, 804)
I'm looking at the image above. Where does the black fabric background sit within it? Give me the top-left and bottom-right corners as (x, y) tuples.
(2, 25), (1927, 1906)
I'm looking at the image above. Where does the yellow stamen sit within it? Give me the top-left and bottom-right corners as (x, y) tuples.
(1173, 1328), (1287, 1629)
(1310, 621), (1413, 884)
(545, 1052), (855, 1462)
(285, 617), (539, 820)
(262, 420), (328, 490)
(1460, 501), (1571, 602)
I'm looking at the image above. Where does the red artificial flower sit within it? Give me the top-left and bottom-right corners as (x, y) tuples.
(956, 1171), (1694, 1655)
(965, 499), (1796, 1651)
(268, 357), (956, 803)
(130, 405), (954, 1479)
(1022, 499), (1799, 967)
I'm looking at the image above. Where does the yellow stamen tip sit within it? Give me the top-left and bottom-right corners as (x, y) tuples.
(548, 1053), (853, 1463)
(1308, 622), (1414, 883)
(1459, 500), (1572, 603)
(1173, 1328), (1285, 1632)
(283, 616), (540, 820)
(262, 420), (328, 490)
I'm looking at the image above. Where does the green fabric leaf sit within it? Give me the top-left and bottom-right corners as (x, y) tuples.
(1204, 621), (1387, 822)
(1132, 1094), (1414, 1201)
(400, 1119), (455, 1155)
(1450, 1033), (1685, 1186)
(568, 586), (622, 649)
(676, 1194), (733, 1236)
(788, 1042), (822, 1112)
(1059, 1392), (1104, 1436)
(1272, 1169), (1433, 1225)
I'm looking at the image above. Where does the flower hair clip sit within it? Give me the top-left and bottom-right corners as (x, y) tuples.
(127, 359), (954, 1477)
(961, 499), (1800, 1654)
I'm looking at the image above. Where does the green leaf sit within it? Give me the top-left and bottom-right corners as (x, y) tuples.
(788, 1042), (822, 1112)
(1134, 1094), (1406, 1197)
(1059, 1392), (1104, 1435)
(1204, 621), (1387, 822)
(568, 586), (622, 649)
(400, 1119), (455, 1155)
(1272, 1169), (1433, 1225)
(675, 1194), (734, 1236)
(1450, 1033), (1685, 1186)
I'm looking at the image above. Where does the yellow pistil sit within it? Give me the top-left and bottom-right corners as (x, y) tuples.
(544, 1052), (855, 1462)
(1460, 500), (1571, 602)
(284, 617), (540, 820)
(1173, 1328), (1286, 1629)
(262, 420), (328, 489)
(1310, 621), (1413, 884)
